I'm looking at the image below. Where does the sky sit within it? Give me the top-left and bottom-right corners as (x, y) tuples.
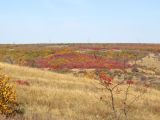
(0, 0), (160, 44)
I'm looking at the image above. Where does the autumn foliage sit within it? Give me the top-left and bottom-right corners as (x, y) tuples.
(36, 52), (129, 70)
(99, 72), (113, 85)
(0, 73), (18, 117)
(15, 80), (30, 86)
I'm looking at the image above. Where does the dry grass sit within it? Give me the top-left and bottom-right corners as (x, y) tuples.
(137, 53), (160, 73)
(0, 62), (160, 120)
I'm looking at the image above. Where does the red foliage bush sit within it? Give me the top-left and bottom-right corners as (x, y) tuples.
(126, 80), (134, 85)
(36, 52), (130, 70)
(99, 72), (113, 85)
(15, 80), (30, 86)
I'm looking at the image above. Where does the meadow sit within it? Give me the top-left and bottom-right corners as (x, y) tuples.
(0, 44), (160, 120)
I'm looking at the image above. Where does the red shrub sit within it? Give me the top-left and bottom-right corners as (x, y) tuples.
(15, 80), (30, 86)
(126, 80), (134, 85)
(36, 52), (130, 70)
(99, 72), (113, 85)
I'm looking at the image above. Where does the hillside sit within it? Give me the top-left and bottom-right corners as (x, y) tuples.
(0, 62), (160, 120)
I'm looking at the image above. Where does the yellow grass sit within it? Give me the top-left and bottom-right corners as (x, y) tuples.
(0, 62), (160, 120)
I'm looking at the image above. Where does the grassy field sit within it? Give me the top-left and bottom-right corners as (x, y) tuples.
(0, 62), (160, 120)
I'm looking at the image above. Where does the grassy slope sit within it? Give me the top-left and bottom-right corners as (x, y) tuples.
(0, 62), (160, 120)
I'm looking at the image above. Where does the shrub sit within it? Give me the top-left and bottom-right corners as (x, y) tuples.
(0, 73), (18, 117)
(98, 71), (149, 120)
(97, 53), (151, 120)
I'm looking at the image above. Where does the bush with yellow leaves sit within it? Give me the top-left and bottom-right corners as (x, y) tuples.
(0, 73), (18, 117)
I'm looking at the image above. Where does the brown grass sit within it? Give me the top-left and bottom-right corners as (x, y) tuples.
(0, 62), (160, 120)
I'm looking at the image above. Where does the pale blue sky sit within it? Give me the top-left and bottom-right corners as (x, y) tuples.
(0, 0), (160, 44)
